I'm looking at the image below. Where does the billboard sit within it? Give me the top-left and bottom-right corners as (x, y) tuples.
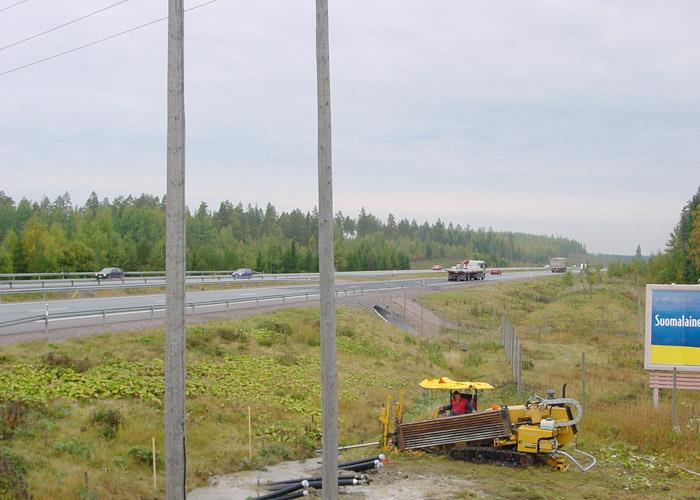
(645, 284), (700, 372)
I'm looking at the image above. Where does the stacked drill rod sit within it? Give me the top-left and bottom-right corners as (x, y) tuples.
(398, 409), (512, 451)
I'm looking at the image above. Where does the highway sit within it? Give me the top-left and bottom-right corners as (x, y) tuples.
(0, 268), (544, 293)
(0, 270), (556, 335)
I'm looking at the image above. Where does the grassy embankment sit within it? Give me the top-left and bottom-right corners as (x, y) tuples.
(0, 307), (454, 498)
(1, 273), (699, 498)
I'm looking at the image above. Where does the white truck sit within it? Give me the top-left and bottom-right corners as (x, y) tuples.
(447, 259), (486, 281)
(549, 257), (567, 273)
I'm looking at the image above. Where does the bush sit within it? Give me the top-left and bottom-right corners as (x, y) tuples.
(0, 448), (28, 499)
(127, 445), (162, 468)
(0, 401), (29, 440)
(89, 408), (123, 439)
(41, 352), (92, 373)
(259, 443), (292, 462)
(217, 327), (246, 342)
(338, 325), (355, 338)
(256, 319), (292, 335)
(54, 439), (92, 460)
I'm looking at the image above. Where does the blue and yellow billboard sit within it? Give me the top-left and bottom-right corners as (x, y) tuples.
(646, 284), (700, 371)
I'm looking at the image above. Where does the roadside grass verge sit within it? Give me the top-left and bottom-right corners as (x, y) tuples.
(0, 307), (457, 498)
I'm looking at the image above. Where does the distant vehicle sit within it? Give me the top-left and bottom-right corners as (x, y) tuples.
(432, 264), (443, 271)
(95, 267), (124, 280)
(232, 268), (254, 279)
(549, 257), (567, 273)
(447, 260), (486, 281)
(490, 268), (502, 276)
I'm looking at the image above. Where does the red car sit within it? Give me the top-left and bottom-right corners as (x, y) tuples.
(490, 268), (502, 276)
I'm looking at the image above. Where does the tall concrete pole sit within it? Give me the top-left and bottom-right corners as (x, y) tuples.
(316, 0), (338, 497)
(165, 0), (186, 497)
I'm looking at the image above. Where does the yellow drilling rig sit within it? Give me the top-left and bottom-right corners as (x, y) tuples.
(379, 377), (595, 471)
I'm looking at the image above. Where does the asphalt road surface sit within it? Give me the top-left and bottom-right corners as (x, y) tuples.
(0, 270), (556, 336)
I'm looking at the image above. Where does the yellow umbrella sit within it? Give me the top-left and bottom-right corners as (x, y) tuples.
(419, 377), (494, 391)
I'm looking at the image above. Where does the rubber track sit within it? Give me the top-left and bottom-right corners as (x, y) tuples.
(448, 447), (534, 468)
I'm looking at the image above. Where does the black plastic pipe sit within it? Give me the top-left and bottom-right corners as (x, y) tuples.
(265, 474), (359, 489)
(271, 491), (309, 500)
(253, 480), (308, 499)
(339, 459), (381, 471)
(338, 454), (385, 467)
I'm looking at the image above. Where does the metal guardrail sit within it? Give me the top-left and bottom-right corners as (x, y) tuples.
(0, 279), (441, 332)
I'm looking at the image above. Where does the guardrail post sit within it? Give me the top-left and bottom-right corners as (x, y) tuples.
(151, 306), (154, 319)
(672, 367), (679, 433)
(282, 295), (286, 305)
(256, 297), (259, 309)
(305, 293), (309, 302)
(226, 299), (230, 311)
(102, 310), (106, 324)
(44, 304), (49, 331)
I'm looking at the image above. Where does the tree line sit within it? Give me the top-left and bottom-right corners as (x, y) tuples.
(608, 186), (700, 284)
(0, 191), (586, 274)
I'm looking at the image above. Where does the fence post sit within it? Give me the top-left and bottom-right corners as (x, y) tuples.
(517, 342), (522, 394)
(581, 352), (586, 412)
(420, 304), (424, 335)
(672, 367), (679, 433)
(403, 287), (407, 322)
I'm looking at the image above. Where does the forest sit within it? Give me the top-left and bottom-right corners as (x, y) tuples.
(0, 191), (587, 274)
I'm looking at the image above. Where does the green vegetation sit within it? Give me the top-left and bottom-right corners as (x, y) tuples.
(0, 447), (29, 499)
(0, 191), (586, 274)
(0, 308), (452, 498)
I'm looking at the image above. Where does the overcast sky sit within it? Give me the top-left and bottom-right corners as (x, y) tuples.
(1, 1), (699, 255)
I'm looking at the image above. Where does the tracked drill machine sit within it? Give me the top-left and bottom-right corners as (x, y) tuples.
(380, 378), (595, 471)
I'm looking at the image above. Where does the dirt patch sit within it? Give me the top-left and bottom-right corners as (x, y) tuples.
(187, 457), (476, 499)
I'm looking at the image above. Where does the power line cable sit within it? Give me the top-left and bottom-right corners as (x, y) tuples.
(0, 0), (220, 78)
(0, 0), (130, 53)
(0, 0), (29, 14)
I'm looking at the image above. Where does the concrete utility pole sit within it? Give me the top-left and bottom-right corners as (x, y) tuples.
(315, 0), (338, 498)
(165, 0), (186, 497)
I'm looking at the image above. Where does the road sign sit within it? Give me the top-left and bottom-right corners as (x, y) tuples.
(645, 284), (700, 372)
